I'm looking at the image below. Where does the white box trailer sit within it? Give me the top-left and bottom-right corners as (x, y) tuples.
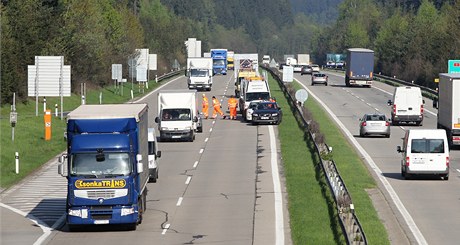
(186, 57), (213, 91)
(438, 73), (460, 146)
(297, 54), (310, 66)
(155, 90), (202, 142)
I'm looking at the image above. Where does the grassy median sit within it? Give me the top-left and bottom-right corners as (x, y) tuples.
(266, 73), (389, 244)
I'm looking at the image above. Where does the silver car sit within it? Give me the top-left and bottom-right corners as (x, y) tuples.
(359, 113), (391, 138)
(311, 73), (328, 86)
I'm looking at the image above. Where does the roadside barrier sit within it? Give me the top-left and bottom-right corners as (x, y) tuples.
(263, 66), (367, 245)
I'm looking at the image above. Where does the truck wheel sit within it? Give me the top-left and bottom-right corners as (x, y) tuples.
(197, 126), (203, 133)
(126, 223), (137, 231)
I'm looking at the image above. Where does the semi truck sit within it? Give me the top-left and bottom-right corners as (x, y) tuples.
(186, 57), (213, 91)
(437, 73), (460, 147)
(155, 90), (202, 142)
(210, 49), (228, 75)
(58, 104), (150, 230)
(345, 48), (374, 87)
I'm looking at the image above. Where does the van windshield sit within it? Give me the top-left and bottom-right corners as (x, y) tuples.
(246, 92), (270, 101)
(411, 139), (444, 153)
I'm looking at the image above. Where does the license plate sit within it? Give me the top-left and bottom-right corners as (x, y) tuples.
(261, 116), (269, 119)
(94, 220), (109, 225)
(172, 136), (181, 139)
(412, 159), (424, 164)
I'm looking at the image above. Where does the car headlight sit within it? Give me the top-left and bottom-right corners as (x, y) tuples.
(121, 207), (135, 216)
(69, 209), (82, 217)
(253, 113), (259, 117)
(272, 113), (278, 116)
(161, 127), (168, 131)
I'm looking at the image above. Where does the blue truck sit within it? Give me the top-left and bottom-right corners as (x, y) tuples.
(210, 49), (228, 75)
(345, 48), (374, 87)
(58, 104), (150, 231)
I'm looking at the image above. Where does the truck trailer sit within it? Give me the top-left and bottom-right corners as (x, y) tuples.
(438, 73), (460, 147)
(58, 104), (150, 231)
(210, 49), (228, 75)
(155, 90), (202, 142)
(186, 57), (213, 91)
(345, 48), (374, 87)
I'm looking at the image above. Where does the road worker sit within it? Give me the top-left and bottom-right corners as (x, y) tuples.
(202, 94), (209, 119)
(212, 96), (226, 119)
(269, 97), (276, 102)
(227, 95), (238, 120)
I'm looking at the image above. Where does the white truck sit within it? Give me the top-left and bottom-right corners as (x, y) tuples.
(297, 54), (310, 66)
(186, 57), (213, 91)
(239, 78), (271, 120)
(155, 90), (203, 142)
(262, 55), (270, 65)
(437, 73), (460, 147)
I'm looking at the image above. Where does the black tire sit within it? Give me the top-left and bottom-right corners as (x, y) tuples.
(311, 83), (314, 86)
(197, 126), (203, 133)
(325, 83), (328, 86)
(443, 174), (449, 180)
(68, 224), (81, 232)
(401, 168), (406, 178)
(385, 134), (390, 138)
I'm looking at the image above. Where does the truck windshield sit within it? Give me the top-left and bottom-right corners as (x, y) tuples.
(70, 152), (131, 177)
(162, 108), (191, 121)
(246, 92), (270, 102)
(190, 69), (208, 77)
(213, 60), (225, 66)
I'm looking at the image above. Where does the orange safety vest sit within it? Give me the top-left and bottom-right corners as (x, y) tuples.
(202, 97), (209, 107)
(212, 98), (220, 107)
(228, 98), (238, 108)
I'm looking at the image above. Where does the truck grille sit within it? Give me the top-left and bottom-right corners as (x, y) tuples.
(87, 190), (116, 199)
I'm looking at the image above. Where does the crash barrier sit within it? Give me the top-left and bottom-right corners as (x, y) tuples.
(263, 66), (367, 245)
(157, 69), (183, 81)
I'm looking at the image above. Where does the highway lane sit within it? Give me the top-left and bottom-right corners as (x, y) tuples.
(295, 70), (460, 244)
(1, 73), (290, 245)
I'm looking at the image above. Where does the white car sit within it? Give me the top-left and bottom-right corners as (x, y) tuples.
(293, 65), (303, 73)
(246, 100), (263, 121)
(311, 64), (320, 72)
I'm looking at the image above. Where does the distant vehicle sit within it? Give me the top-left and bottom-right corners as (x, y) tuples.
(148, 128), (162, 183)
(310, 64), (320, 72)
(262, 55), (270, 65)
(186, 57), (213, 91)
(279, 63), (286, 70)
(210, 49), (228, 75)
(345, 48), (374, 87)
(251, 101), (282, 125)
(359, 113), (390, 138)
(311, 73), (328, 86)
(246, 100), (264, 122)
(437, 73), (460, 147)
(301, 65), (312, 75)
(387, 86), (424, 126)
(397, 129), (449, 180)
(297, 54), (310, 66)
(335, 61), (345, 69)
(293, 64), (303, 73)
(326, 61), (336, 68)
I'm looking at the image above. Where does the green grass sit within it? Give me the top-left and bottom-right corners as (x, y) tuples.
(0, 78), (174, 188)
(266, 72), (390, 244)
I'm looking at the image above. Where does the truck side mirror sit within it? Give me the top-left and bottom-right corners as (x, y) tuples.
(193, 116), (198, 122)
(155, 117), (160, 123)
(137, 154), (143, 173)
(433, 98), (438, 109)
(58, 154), (68, 177)
(156, 151), (162, 158)
(387, 100), (393, 106)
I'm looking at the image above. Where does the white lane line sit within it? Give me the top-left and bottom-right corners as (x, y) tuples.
(162, 223), (170, 235)
(199, 148), (204, 154)
(209, 128), (213, 132)
(268, 126), (285, 245)
(399, 126), (406, 130)
(205, 137), (209, 142)
(193, 161), (198, 168)
(176, 197), (183, 206)
(0, 202), (53, 245)
(294, 77), (428, 245)
(212, 121), (216, 125)
(374, 108), (380, 111)
(185, 176), (192, 185)
(456, 169), (460, 173)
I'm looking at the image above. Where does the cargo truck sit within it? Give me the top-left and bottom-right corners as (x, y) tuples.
(155, 90), (202, 142)
(437, 73), (460, 147)
(186, 57), (213, 91)
(227, 51), (235, 70)
(345, 48), (374, 87)
(210, 49), (228, 75)
(297, 54), (310, 66)
(58, 104), (150, 231)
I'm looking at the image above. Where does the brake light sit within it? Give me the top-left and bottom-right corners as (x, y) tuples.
(393, 105), (396, 115)
(370, 72), (373, 78)
(350, 71), (353, 77)
(420, 104), (424, 114)
(361, 122), (366, 126)
(406, 157), (410, 167)
(385, 121), (389, 126)
(446, 157), (449, 168)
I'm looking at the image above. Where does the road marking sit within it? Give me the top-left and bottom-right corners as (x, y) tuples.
(456, 169), (460, 173)
(199, 149), (204, 154)
(162, 223), (170, 235)
(205, 137), (209, 142)
(212, 121), (216, 125)
(268, 126), (285, 245)
(185, 176), (192, 185)
(294, 77), (428, 245)
(209, 128), (213, 132)
(176, 197), (183, 206)
(193, 161), (198, 168)
(374, 108), (380, 111)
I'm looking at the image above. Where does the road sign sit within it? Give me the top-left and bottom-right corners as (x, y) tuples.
(282, 66), (294, 83)
(295, 89), (308, 104)
(448, 60), (460, 73)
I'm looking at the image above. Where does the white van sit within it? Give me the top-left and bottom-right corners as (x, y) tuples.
(388, 86), (424, 126)
(239, 78), (271, 120)
(148, 128), (162, 183)
(397, 129), (449, 180)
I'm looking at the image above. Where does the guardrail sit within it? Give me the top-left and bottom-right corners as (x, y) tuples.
(263, 66), (368, 245)
(156, 69), (183, 81)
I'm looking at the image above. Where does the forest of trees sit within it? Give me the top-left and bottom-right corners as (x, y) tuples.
(1, 0), (459, 104)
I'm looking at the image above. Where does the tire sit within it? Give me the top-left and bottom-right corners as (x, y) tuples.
(401, 168), (406, 178)
(325, 83), (328, 86)
(149, 169), (157, 183)
(197, 126), (203, 133)
(68, 224), (81, 232)
(443, 174), (449, 181)
(311, 83), (314, 86)
(385, 134), (390, 138)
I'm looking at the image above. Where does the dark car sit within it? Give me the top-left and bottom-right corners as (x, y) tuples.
(251, 102), (282, 125)
(301, 65), (312, 75)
